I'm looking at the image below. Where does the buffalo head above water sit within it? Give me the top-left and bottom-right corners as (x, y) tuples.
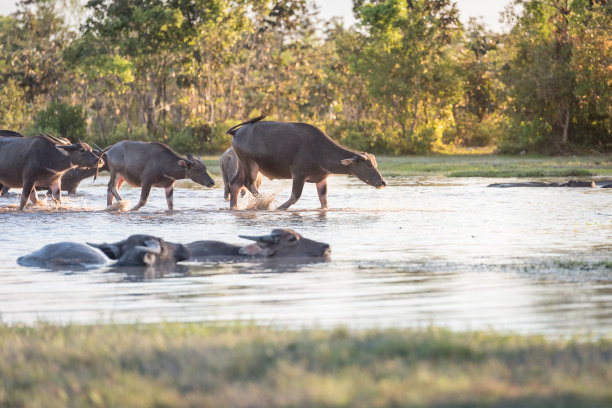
(88, 235), (191, 266)
(238, 229), (331, 258)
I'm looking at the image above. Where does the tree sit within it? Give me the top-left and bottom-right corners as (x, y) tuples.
(349, 0), (462, 152)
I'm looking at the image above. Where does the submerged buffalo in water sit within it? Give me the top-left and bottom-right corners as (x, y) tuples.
(105, 140), (215, 211)
(219, 147), (261, 200)
(88, 235), (190, 266)
(17, 242), (108, 268)
(488, 180), (601, 188)
(18, 230), (327, 269)
(18, 235), (190, 268)
(0, 134), (100, 209)
(187, 228), (330, 260)
(226, 116), (386, 210)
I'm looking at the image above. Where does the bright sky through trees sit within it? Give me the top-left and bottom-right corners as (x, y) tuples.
(0, 0), (513, 32)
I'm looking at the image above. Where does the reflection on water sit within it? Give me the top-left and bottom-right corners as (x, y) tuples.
(0, 175), (611, 336)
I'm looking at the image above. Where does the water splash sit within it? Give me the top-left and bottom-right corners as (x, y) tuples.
(104, 200), (130, 212)
(243, 194), (275, 210)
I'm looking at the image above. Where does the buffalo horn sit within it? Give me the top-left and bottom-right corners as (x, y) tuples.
(239, 234), (281, 244)
(45, 133), (70, 145)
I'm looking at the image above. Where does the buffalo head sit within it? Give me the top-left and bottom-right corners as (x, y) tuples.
(179, 153), (215, 188)
(341, 152), (386, 188)
(88, 234), (190, 266)
(57, 142), (100, 169)
(238, 229), (330, 258)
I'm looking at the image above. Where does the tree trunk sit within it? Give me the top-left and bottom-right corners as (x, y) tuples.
(561, 105), (570, 145)
(411, 73), (420, 133)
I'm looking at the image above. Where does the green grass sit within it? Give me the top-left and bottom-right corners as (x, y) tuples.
(1, 323), (611, 407)
(373, 155), (612, 178)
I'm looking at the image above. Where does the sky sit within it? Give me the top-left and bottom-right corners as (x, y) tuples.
(0, 0), (513, 32)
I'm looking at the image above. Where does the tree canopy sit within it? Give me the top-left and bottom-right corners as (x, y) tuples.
(0, 0), (610, 154)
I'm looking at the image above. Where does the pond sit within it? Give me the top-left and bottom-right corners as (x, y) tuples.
(0, 174), (611, 337)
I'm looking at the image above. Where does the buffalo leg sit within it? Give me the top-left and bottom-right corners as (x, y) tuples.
(165, 186), (174, 211)
(107, 172), (123, 205)
(49, 181), (61, 205)
(130, 183), (152, 211)
(316, 179), (328, 209)
(278, 176), (305, 210)
(223, 175), (230, 200)
(229, 166), (246, 210)
(1, 185), (9, 197)
(243, 161), (261, 197)
(29, 189), (40, 205)
(19, 181), (35, 210)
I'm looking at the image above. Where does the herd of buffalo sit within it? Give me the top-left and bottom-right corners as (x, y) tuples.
(2, 116), (383, 269)
(3, 116), (607, 270)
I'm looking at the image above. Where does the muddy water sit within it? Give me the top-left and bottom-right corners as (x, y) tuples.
(0, 174), (611, 336)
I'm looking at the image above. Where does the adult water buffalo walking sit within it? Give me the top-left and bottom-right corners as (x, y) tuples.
(227, 116), (386, 210)
(0, 130), (24, 196)
(105, 140), (215, 211)
(0, 134), (100, 210)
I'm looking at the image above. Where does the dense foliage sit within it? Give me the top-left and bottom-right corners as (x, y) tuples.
(0, 0), (610, 154)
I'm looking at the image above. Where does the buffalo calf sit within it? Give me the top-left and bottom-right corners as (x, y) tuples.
(219, 147), (261, 200)
(105, 141), (215, 211)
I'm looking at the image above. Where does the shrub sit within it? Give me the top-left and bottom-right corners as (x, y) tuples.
(0, 78), (27, 130)
(35, 101), (87, 142)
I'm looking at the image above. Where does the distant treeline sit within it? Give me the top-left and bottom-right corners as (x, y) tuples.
(0, 0), (610, 154)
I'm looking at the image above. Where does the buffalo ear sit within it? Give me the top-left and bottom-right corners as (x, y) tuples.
(238, 243), (275, 257)
(341, 156), (359, 166)
(178, 160), (188, 169)
(142, 252), (157, 265)
(87, 242), (121, 260)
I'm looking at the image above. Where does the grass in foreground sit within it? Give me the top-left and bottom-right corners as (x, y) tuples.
(1, 323), (611, 407)
(200, 154), (612, 178)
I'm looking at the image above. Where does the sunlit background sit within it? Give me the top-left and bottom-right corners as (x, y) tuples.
(0, 0), (513, 32)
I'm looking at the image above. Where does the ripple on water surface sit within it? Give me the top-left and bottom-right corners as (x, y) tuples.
(0, 175), (611, 337)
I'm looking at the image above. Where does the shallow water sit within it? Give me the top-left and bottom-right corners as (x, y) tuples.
(1, 174), (611, 337)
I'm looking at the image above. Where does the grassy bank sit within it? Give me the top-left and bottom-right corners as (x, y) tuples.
(200, 154), (612, 178)
(375, 155), (612, 178)
(1, 323), (611, 407)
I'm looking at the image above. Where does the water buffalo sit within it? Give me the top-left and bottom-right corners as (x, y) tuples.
(87, 235), (190, 266)
(0, 129), (24, 137)
(52, 149), (109, 195)
(187, 228), (330, 260)
(0, 130), (24, 196)
(219, 147), (261, 200)
(0, 134), (100, 209)
(488, 180), (597, 188)
(17, 242), (108, 268)
(227, 116), (386, 210)
(105, 141), (215, 211)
